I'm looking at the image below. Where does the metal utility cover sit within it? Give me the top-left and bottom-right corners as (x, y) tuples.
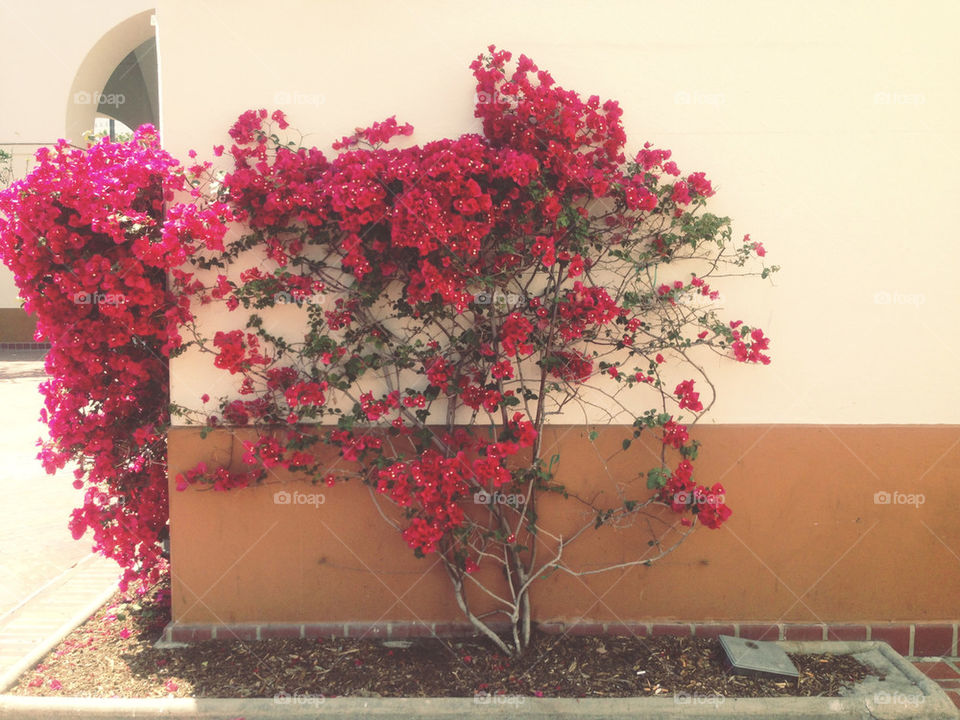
(719, 634), (799, 678)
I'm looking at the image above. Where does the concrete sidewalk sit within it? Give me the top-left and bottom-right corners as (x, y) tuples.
(0, 349), (119, 680)
(0, 350), (96, 619)
(0, 554), (117, 679)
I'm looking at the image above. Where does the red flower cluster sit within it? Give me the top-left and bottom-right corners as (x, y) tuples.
(555, 283), (624, 341)
(732, 325), (772, 365)
(175, 462), (260, 492)
(378, 450), (470, 554)
(371, 412), (536, 555)
(212, 330), (271, 374)
(661, 419), (689, 449)
(0, 127), (230, 590)
(657, 460), (732, 529)
(674, 380), (704, 412)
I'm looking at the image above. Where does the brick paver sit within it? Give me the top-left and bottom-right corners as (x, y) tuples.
(912, 659), (960, 711)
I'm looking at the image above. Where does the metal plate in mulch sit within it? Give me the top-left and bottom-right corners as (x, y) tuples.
(719, 634), (800, 678)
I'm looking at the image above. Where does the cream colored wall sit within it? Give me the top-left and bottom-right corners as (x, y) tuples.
(0, 2), (154, 144)
(0, 1), (155, 311)
(159, 0), (960, 424)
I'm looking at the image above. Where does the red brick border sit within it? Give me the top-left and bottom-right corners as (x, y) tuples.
(871, 624), (912, 655)
(915, 624), (957, 657)
(0, 342), (49, 350)
(783, 624), (826, 641)
(739, 624), (780, 642)
(694, 623), (737, 639)
(159, 620), (960, 658)
(826, 624), (868, 642)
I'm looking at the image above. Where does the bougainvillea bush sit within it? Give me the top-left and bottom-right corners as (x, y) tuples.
(171, 47), (777, 655)
(0, 47), (775, 652)
(0, 128), (230, 591)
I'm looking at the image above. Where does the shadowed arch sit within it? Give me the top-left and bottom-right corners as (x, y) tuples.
(65, 9), (155, 145)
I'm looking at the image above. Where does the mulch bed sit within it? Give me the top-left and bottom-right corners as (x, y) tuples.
(9, 579), (876, 699)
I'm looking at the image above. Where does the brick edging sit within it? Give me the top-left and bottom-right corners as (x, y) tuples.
(161, 620), (959, 658)
(0, 342), (49, 350)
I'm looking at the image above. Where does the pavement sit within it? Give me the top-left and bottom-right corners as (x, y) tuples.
(0, 350), (119, 679)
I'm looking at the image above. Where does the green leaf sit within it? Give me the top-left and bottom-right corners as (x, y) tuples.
(547, 453), (561, 473)
(646, 466), (670, 489)
(622, 438), (631, 451)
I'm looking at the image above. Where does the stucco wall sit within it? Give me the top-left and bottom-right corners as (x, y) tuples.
(158, 0), (960, 424)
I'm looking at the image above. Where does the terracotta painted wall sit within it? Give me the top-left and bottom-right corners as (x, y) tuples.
(0, 309), (37, 342)
(169, 424), (960, 626)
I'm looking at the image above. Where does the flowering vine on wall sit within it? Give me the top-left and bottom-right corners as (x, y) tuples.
(0, 47), (776, 653)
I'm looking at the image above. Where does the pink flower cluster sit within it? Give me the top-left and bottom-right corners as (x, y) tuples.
(0, 127), (230, 590)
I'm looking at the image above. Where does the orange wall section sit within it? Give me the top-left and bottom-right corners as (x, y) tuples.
(0, 309), (37, 342)
(168, 425), (960, 626)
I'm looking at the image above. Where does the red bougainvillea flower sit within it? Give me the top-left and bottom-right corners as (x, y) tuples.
(0, 126), (230, 591)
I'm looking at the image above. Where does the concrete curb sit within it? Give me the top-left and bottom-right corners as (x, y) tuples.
(0, 693), (955, 719)
(0, 640), (956, 719)
(0, 580), (118, 695)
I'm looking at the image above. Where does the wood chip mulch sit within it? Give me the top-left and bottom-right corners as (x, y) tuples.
(9, 579), (878, 700)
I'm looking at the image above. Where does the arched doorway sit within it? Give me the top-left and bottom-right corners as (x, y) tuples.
(65, 9), (156, 146)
